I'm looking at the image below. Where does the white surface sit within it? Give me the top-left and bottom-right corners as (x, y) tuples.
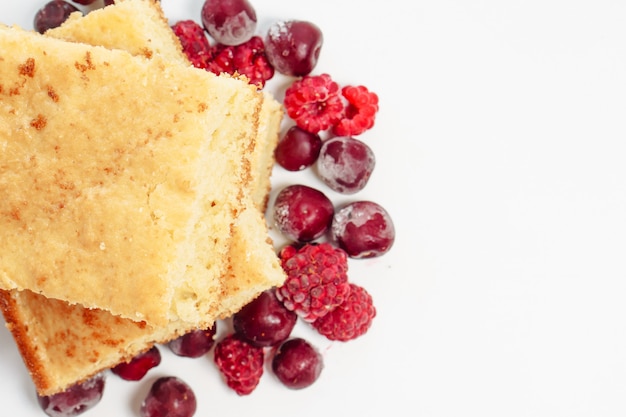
(0, 0), (625, 416)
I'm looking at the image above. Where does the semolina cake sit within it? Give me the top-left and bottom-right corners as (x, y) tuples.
(46, 0), (283, 211)
(0, 0), (286, 396)
(0, 23), (261, 326)
(45, 0), (285, 319)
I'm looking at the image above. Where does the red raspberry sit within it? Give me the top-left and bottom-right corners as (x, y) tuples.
(332, 85), (379, 137)
(312, 283), (376, 341)
(171, 20), (213, 69)
(283, 74), (344, 134)
(110, 346), (161, 381)
(206, 36), (274, 88)
(213, 334), (264, 396)
(276, 243), (351, 322)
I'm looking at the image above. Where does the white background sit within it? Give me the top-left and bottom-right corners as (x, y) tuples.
(0, 0), (625, 416)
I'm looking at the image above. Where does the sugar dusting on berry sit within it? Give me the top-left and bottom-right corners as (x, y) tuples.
(332, 201), (395, 258)
(316, 136), (376, 194)
(267, 20), (287, 40)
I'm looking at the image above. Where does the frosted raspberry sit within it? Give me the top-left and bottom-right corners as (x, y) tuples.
(312, 283), (376, 341)
(171, 20), (213, 70)
(332, 85), (379, 137)
(206, 36), (274, 88)
(213, 334), (264, 396)
(276, 243), (351, 322)
(283, 74), (344, 134)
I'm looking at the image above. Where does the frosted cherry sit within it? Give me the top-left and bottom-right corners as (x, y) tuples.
(316, 136), (375, 194)
(331, 201), (395, 258)
(201, 0), (257, 45)
(265, 20), (323, 76)
(273, 184), (334, 242)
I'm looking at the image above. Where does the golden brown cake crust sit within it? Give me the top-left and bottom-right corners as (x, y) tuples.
(0, 290), (49, 392)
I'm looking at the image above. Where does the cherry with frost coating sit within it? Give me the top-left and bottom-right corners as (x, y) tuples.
(265, 20), (323, 76)
(201, 0), (257, 45)
(331, 200), (395, 258)
(273, 184), (334, 242)
(316, 136), (375, 194)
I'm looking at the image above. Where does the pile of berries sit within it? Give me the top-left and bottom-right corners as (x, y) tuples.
(31, 0), (396, 416)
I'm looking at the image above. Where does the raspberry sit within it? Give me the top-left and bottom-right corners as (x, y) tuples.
(276, 243), (351, 322)
(206, 36), (274, 88)
(213, 334), (264, 396)
(312, 283), (376, 341)
(171, 20), (213, 70)
(283, 74), (344, 134)
(111, 346), (161, 381)
(332, 85), (379, 137)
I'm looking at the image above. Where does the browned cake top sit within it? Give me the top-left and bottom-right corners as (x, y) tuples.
(0, 25), (256, 324)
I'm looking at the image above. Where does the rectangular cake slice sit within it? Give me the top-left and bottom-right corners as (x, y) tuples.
(0, 0), (286, 396)
(0, 24), (261, 326)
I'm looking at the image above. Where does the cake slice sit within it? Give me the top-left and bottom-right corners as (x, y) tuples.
(0, 0), (285, 396)
(0, 24), (261, 326)
(0, 201), (286, 396)
(47, 0), (283, 211)
(44, 0), (285, 315)
(46, 0), (185, 61)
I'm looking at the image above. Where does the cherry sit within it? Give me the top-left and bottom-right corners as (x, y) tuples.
(233, 289), (297, 347)
(271, 338), (323, 390)
(331, 201), (395, 258)
(201, 0), (257, 45)
(168, 324), (217, 358)
(37, 374), (105, 417)
(273, 184), (334, 242)
(316, 136), (375, 194)
(140, 377), (196, 417)
(265, 20), (323, 76)
(34, 0), (80, 34)
(274, 126), (322, 171)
